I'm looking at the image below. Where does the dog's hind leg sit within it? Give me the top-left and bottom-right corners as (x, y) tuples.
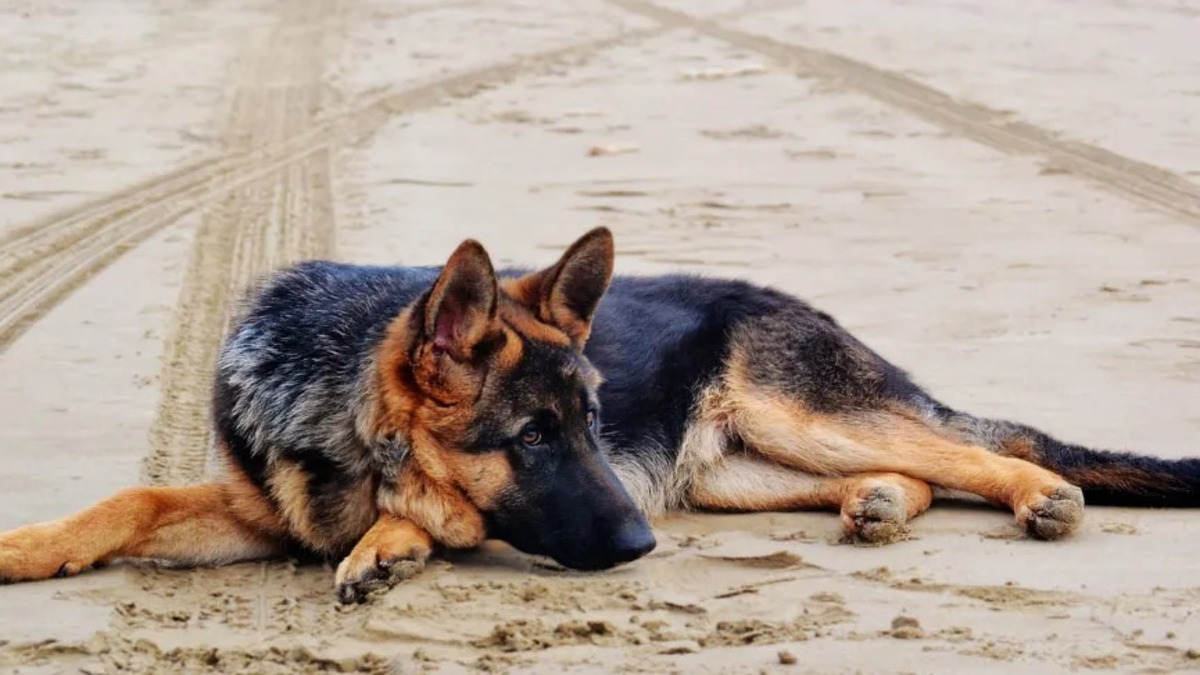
(720, 379), (1084, 539)
(837, 472), (933, 544)
(720, 312), (1086, 539)
(0, 470), (283, 583)
(687, 454), (932, 544)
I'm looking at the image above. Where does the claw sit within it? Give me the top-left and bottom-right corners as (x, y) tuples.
(334, 555), (427, 605)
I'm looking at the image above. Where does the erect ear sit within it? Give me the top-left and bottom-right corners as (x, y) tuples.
(423, 239), (499, 362)
(508, 227), (614, 347)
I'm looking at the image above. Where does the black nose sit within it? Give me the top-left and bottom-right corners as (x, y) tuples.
(609, 520), (656, 564)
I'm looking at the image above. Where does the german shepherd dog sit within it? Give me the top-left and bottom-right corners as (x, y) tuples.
(1, 228), (1196, 603)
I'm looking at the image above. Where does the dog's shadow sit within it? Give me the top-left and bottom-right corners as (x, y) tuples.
(439, 541), (611, 579)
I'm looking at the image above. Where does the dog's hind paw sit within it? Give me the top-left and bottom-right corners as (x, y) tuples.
(1018, 484), (1084, 540)
(840, 484), (911, 546)
(334, 516), (434, 604)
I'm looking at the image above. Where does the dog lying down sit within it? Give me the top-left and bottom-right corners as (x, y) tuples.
(1, 228), (1196, 603)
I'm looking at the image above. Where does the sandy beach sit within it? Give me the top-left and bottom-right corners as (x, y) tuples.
(1, 1), (1198, 672)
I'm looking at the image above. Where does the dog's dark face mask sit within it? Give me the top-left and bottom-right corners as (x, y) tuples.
(475, 341), (655, 571)
(409, 226), (655, 570)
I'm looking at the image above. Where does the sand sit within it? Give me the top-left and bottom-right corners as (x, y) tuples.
(2, 0), (1199, 673)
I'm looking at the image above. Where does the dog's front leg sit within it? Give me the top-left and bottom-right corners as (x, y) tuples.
(334, 513), (434, 604)
(0, 481), (281, 583)
(334, 460), (490, 603)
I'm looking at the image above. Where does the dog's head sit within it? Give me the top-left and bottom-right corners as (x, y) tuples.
(378, 227), (655, 571)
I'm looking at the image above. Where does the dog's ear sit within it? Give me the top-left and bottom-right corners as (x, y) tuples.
(423, 239), (500, 362)
(507, 227), (614, 348)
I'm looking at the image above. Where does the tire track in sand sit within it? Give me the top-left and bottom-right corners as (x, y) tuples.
(0, 150), (330, 351)
(0, 2), (454, 353)
(607, 0), (1200, 226)
(0, 8), (673, 355)
(144, 0), (338, 486)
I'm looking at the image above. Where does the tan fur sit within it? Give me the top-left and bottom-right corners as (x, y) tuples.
(998, 435), (1038, 461)
(268, 461), (320, 546)
(668, 349), (1083, 537)
(779, 409), (1068, 511)
(257, 456), (378, 555)
(497, 295), (572, 347)
(495, 325), (526, 371)
(689, 454), (849, 512)
(379, 460), (487, 549)
(331, 472), (382, 551)
(221, 460), (289, 537)
(500, 276), (585, 345)
(0, 478), (280, 582)
(852, 473), (933, 521)
(334, 513), (433, 595)
(443, 447), (516, 511)
(687, 454), (932, 542)
(499, 274), (545, 317)
(500, 228), (614, 347)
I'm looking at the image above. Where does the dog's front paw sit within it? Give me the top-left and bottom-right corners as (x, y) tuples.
(0, 523), (86, 583)
(334, 516), (433, 604)
(334, 548), (428, 605)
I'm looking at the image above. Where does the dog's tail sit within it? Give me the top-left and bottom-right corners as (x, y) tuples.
(933, 405), (1200, 507)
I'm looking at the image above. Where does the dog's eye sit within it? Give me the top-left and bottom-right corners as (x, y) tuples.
(586, 409), (597, 431)
(519, 424), (543, 447)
